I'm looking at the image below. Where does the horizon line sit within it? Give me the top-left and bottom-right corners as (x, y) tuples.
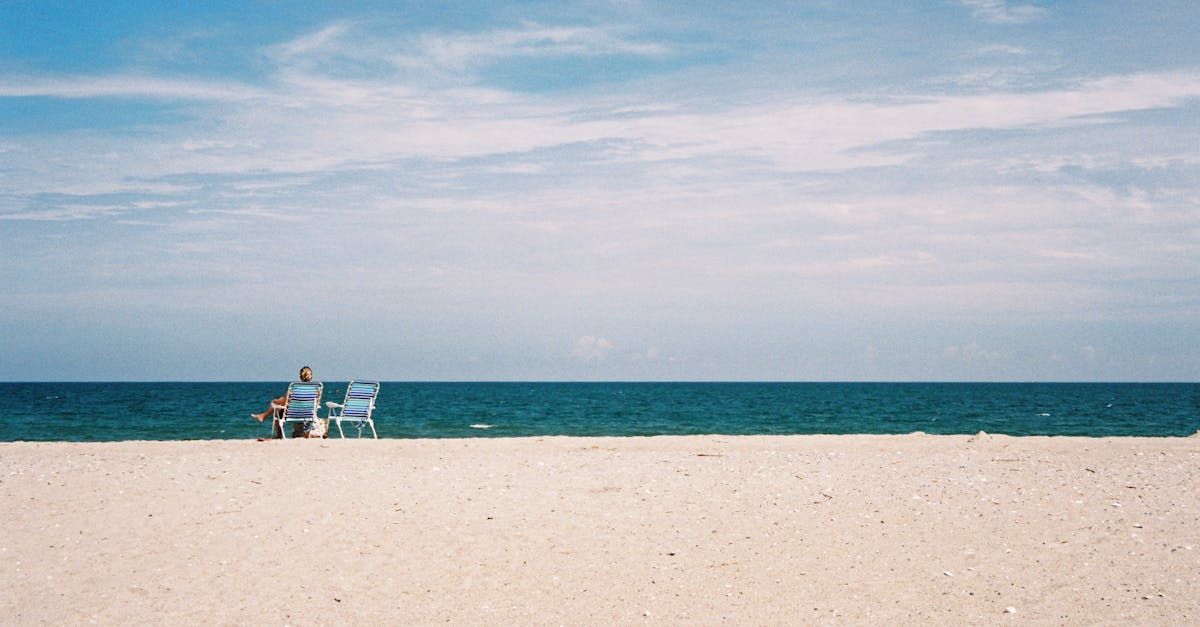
(1, 380), (1196, 385)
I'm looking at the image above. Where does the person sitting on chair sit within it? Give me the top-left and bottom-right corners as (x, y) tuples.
(251, 366), (324, 438)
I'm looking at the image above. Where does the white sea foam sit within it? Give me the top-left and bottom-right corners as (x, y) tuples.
(470, 424), (494, 429)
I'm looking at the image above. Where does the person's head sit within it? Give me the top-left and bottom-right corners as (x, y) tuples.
(299, 366), (313, 382)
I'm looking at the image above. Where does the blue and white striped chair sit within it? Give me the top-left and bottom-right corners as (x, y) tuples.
(271, 381), (323, 439)
(325, 381), (380, 438)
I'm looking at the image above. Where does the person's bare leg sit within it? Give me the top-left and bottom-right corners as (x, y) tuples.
(252, 396), (286, 422)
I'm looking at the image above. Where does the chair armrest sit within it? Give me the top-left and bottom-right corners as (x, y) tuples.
(270, 402), (285, 410)
(325, 401), (342, 408)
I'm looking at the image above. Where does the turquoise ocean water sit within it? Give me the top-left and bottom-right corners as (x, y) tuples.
(1, 382), (1197, 442)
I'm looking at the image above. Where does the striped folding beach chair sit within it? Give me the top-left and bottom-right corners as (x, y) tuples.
(271, 381), (323, 439)
(325, 381), (380, 438)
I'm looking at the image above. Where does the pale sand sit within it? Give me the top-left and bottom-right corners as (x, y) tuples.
(2, 435), (1198, 625)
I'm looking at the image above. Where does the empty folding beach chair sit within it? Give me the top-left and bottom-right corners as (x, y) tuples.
(325, 381), (380, 438)
(272, 381), (323, 439)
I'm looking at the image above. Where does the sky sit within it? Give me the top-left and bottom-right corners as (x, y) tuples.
(1, 1), (1198, 381)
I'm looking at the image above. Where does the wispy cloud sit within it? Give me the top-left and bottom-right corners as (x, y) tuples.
(265, 21), (669, 78)
(0, 204), (129, 221)
(959, 0), (1047, 24)
(976, 44), (1031, 56)
(944, 342), (1006, 364)
(0, 75), (264, 101)
(572, 335), (614, 360)
(269, 21), (354, 60)
(615, 72), (1200, 170)
(399, 24), (670, 70)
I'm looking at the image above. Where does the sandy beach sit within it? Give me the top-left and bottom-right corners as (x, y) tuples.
(2, 434), (1197, 624)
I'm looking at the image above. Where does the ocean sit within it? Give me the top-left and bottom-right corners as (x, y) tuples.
(1, 382), (1197, 442)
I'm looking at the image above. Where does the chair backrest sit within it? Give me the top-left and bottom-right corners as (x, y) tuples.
(342, 381), (379, 420)
(284, 381), (322, 421)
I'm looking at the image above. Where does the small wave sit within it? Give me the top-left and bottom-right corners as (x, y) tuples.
(470, 424), (494, 430)
(1037, 413), (1050, 417)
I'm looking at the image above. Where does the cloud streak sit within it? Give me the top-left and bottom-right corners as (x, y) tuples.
(265, 21), (670, 78)
(959, 0), (1047, 24)
(400, 24), (671, 70)
(0, 75), (265, 101)
(9, 64), (1195, 187)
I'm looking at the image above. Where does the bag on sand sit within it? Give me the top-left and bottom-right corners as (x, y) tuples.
(292, 418), (328, 438)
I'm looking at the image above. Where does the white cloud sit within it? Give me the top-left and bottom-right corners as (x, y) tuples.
(138, 69), (1200, 177)
(629, 346), (661, 362)
(959, 0), (1047, 24)
(0, 203), (129, 221)
(398, 25), (670, 70)
(944, 342), (1005, 364)
(572, 335), (614, 360)
(977, 44), (1031, 56)
(0, 75), (264, 101)
(517, 71), (1197, 174)
(269, 21), (354, 60)
(264, 21), (669, 77)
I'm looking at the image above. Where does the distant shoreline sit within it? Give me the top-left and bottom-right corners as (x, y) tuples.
(3, 430), (1200, 445)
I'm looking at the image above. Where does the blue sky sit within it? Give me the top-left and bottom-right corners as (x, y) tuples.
(1, 1), (1198, 381)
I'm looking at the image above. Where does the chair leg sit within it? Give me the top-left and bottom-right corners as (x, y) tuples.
(335, 418), (345, 438)
(369, 420), (377, 439)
